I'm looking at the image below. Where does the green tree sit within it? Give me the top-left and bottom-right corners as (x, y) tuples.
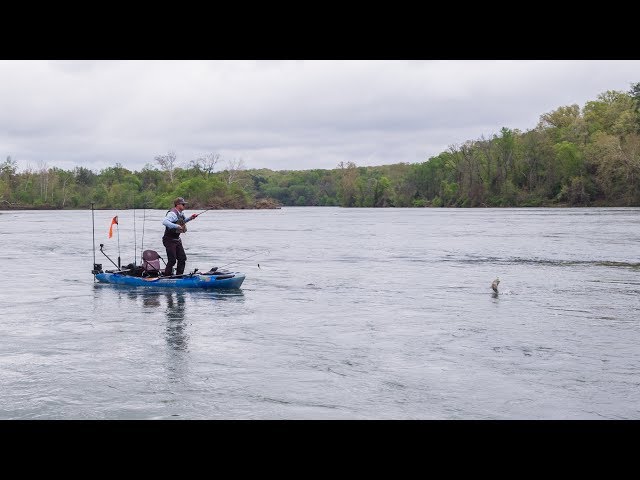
(337, 161), (358, 207)
(583, 90), (636, 137)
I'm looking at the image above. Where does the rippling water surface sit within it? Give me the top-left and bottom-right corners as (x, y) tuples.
(1, 207), (639, 419)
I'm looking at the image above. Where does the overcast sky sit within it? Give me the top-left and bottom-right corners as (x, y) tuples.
(1, 60), (639, 173)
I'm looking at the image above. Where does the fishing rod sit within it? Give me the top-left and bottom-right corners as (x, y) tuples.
(218, 249), (271, 269)
(141, 206), (146, 253)
(194, 206), (215, 216)
(91, 202), (97, 279)
(141, 200), (152, 254)
(132, 197), (137, 268)
(177, 206), (214, 234)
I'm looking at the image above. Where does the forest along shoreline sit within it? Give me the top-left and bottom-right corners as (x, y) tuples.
(0, 198), (282, 210)
(2, 83), (639, 209)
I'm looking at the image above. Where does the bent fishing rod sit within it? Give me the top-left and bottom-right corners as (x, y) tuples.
(193, 207), (215, 217)
(178, 206), (215, 234)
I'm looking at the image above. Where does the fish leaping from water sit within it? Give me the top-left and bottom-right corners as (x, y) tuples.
(491, 277), (500, 293)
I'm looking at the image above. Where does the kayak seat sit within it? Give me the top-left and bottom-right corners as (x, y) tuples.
(142, 249), (162, 275)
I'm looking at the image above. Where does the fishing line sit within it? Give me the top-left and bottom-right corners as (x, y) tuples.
(219, 249), (271, 269)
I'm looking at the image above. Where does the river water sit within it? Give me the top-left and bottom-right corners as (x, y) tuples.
(1, 206), (639, 419)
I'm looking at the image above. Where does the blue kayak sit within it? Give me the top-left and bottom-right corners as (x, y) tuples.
(94, 271), (245, 289)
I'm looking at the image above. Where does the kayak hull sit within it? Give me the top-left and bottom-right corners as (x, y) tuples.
(95, 272), (245, 289)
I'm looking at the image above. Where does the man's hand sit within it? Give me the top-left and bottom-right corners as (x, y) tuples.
(190, 213), (198, 220)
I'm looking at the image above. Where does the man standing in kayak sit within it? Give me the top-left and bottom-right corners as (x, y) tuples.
(162, 197), (198, 276)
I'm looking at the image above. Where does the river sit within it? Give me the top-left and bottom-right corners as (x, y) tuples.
(1, 206), (639, 419)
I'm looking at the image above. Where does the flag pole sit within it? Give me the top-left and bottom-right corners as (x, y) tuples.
(116, 213), (121, 270)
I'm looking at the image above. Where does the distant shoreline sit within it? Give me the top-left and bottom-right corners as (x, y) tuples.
(0, 206), (282, 211)
(4, 204), (639, 211)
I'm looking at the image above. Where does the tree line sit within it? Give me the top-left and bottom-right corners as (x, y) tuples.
(1, 83), (639, 209)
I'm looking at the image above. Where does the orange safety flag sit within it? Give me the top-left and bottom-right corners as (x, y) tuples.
(108, 216), (118, 238)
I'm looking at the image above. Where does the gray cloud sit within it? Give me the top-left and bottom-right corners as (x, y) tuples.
(1, 60), (639, 172)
